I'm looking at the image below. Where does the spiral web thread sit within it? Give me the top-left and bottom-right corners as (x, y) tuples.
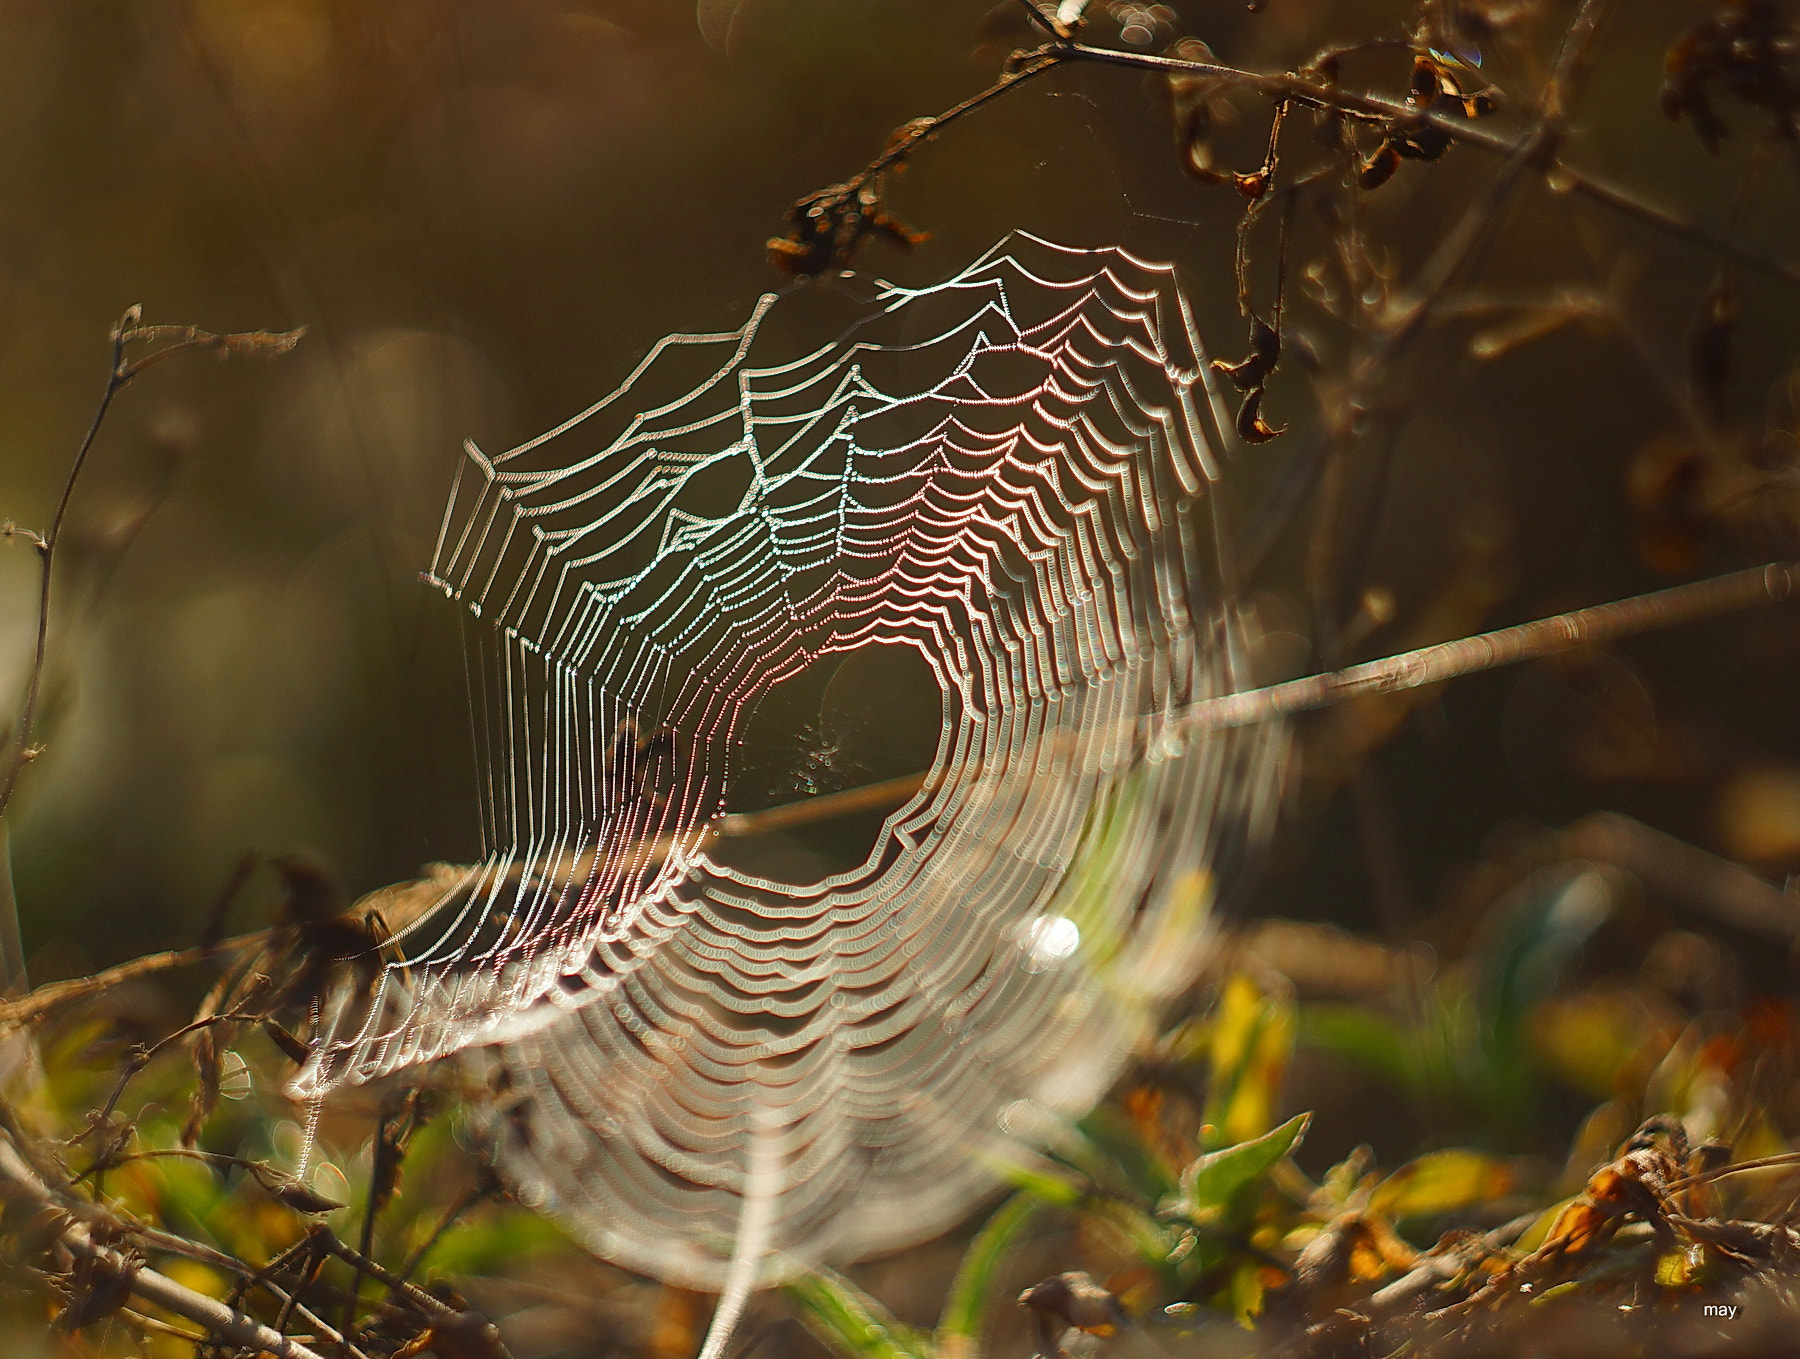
(293, 233), (1288, 1289)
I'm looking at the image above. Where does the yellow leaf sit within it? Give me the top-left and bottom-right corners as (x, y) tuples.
(1654, 1244), (1704, 1288)
(1202, 975), (1295, 1147)
(1227, 1260), (1268, 1326)
(1369, 1149), (1514, 1220)
(1512, 1195), (1579, 1255)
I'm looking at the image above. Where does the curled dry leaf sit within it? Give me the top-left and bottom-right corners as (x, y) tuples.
(767, 121), (935, 277)
(1019, 1271), (1127, 1357)
(247, 1161), (345, 1215)
(1661, 0), (1800, 152)
(1357, 53), (1498, 190)
(1214, 315), (1287, 444)
(55, 1242), (144, 1332)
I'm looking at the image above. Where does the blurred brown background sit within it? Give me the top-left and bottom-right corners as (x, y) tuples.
(3, 0), (1798, 986)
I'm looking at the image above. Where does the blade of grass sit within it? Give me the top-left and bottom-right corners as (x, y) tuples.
(784, 1269), (928, 1359)
(936, 1192), (1042, 1358)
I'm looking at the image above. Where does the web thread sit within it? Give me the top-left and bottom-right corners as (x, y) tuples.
(293, 233), (1288, 1288)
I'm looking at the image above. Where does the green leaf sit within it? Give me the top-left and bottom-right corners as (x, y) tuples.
(784, 1269), (929, 1359)
(1368, 1149), (1514, 1221)
(936, 1193), (1041, 1357)
(1168, 1111), (1311, 1223)
(999, 1161), (1084, 1208)
(1097, 1198), (1185, 1276)
(1077, 1104), (1179, 1202)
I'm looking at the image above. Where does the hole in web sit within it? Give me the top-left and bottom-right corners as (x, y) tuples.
(711, 642), (945, 885)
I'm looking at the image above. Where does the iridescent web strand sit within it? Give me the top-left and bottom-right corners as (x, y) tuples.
(293, 233), (1287, 1290)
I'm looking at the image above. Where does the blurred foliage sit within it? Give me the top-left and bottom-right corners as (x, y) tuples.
(2, 0), (1799, 969)
(5, 920), (1800, 1356)
(6, 0), (1800, 1356)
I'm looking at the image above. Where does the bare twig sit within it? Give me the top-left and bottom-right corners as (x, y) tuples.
(710, 770), (932, 841)
(391, 1179), (489, 1290)
(1669, 1152), (1800, 1194)
(1313, 0), (1620, 652)
(118, 1219), (375, 1357)
(1355, 0), (1619, 371)
(774, 35), (1800, 289)
(1113, 39), (1800, 286)
(79, 1009), (268, 1149)
(516, 564), (1800, 868)
(315, 1227), (457, 1318)
(0, 820), (21, 995)
(0, 1131), (327, 1359)
(1176, 562), (1799, 733)
(0, 309), (304, 821)
(0, 929), (267, 1030)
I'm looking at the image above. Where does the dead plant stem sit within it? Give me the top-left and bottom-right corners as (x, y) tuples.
(0, 311), (303, 822)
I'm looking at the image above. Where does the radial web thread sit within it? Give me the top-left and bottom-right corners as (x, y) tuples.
(293, 233), (1289, 1288)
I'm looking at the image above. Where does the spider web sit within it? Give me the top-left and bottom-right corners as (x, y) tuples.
(293, 233), (1288, 1288)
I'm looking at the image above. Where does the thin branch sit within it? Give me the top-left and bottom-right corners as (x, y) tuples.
(575, 564), (1800, 860)
(0, 929), (268, 1030)
(0, 309), (303, 821)
(1176, 562), (1798, 733)
(1013, 0), (1062, 39)
(710, 770), (932, 840)
(839, 48), (1063, 186)
(116, 1307), (209, 1344)
(790, 36), (1800, 289)
(1082, 39), (1800, 287)
(128, 1220), (374, 1358)
(1564, 812), (1800, 944)
(1314, 0), (1620, 640)
(310, 1226), (459, 1318)
(1668, 1151), (1800, 1194)
(390, 1180), (488, 1290)
(0, 820), (21, 994)
(693, 562), (1800, 853)
(80, 1009), (268, 1145)
(0, 1131), (327, 1359)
